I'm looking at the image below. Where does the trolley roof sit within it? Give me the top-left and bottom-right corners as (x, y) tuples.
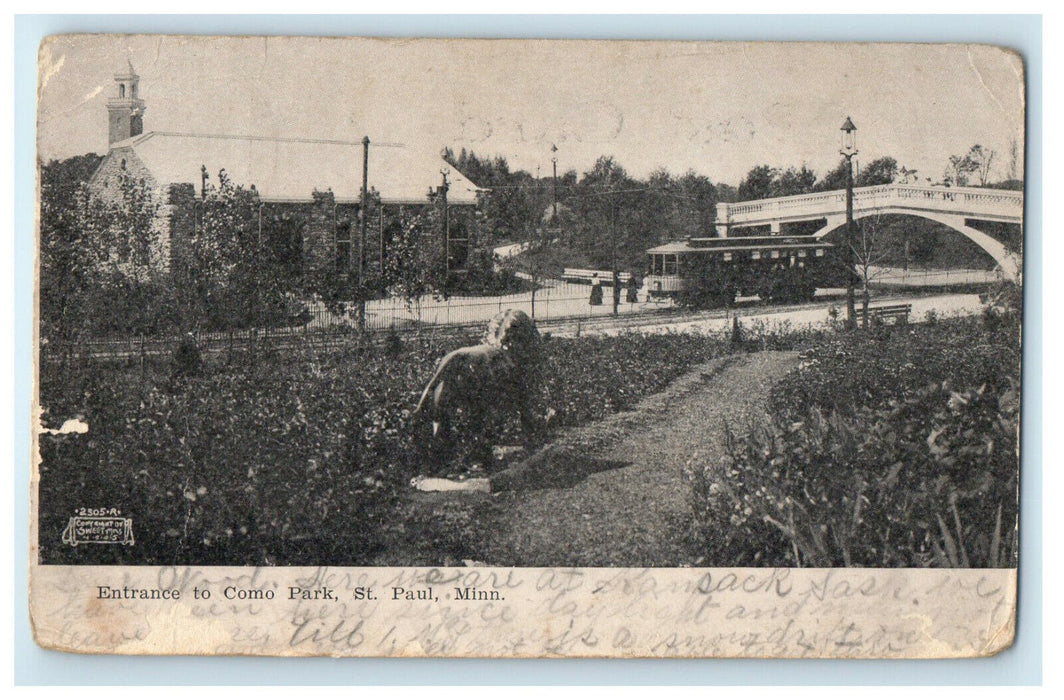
(647, 236), (834, 256)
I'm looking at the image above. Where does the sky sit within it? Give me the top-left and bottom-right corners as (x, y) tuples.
(36, 35), (1026, 187)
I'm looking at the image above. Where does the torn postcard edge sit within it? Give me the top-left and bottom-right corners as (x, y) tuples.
(30, 35), (1024, 659)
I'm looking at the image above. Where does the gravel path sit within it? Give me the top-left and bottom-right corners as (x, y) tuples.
(476, 350), (800, 567)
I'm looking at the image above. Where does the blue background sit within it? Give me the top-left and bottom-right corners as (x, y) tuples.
(13, 13), (1043, 685)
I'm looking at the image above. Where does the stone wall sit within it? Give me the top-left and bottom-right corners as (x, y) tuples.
(87, 147), (173, 273)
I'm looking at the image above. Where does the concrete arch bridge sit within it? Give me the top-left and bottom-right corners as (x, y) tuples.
(715, 184), (1023, 280)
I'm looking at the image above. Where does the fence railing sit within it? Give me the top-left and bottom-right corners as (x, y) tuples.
(42, 286), (673, 361)
(866, 266), (1004, 288)
(41, 267), (1006, 362)
(317, 287), (664, 331)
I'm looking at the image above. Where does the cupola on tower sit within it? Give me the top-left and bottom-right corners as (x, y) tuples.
(107, 58), (146, 146)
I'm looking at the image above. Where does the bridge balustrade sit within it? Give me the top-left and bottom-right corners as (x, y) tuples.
(717, 184), (1023, 226)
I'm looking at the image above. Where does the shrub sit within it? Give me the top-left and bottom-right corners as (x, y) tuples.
(689, 314), (1020, 568)
(39, 329), (727, 565)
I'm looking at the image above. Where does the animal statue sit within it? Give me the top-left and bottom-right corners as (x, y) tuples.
(414, 309), (543, 463)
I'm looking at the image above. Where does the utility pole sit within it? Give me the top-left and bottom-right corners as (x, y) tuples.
(360, 136), (370, 281)
(551, 144), (559, 223)
(605, 171), (619, 317)
(358, 135), (370, 330)
(611, 194), (620, 317)
(439, 168), (450, 274)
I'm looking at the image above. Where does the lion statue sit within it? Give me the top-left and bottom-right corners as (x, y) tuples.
(413, 309), (543, 464)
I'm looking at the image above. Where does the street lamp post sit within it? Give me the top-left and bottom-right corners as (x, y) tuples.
(840, 117), (858, 330)
(611, 191), (620, 317)
(360, 136), (370, 284)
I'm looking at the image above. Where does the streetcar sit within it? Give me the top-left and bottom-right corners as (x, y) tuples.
(645, 235), (851, 307)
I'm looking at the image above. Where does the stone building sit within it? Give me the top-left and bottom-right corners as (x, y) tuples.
(88, 60), (482, 279)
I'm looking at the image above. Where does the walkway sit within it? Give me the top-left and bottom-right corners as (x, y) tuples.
(477, 351), (800, 567)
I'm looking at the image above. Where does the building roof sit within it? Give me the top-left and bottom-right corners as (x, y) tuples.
(107, 131), (482, 205)
(645, 241), (696, 255)
(647, 237), (833, 255)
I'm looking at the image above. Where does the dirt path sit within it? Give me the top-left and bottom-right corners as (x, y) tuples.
(475, 350), (800, 567)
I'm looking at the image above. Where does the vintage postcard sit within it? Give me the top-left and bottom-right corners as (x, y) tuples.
(31, 35), (1023, 657)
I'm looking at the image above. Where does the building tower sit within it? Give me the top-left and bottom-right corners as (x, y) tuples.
(107, 58), (146, 146)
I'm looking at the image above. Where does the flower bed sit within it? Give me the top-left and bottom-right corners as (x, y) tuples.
(38, 330), (725, 565)
(688, 308), (1021, 568)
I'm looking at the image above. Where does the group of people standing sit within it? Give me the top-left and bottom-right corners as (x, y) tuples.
(589, 273), (641, 306)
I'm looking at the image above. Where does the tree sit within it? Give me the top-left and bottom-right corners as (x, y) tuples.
(738, 165), (778, 201)
(774, 165), (817, 196)
(949, 146), (978, 187)
(715, 182), (739, 203)
(175, 169), (273, 333)
(850, 211), (891, 326)
(87, 168), (165, 285)
(968, 144), (996, 186)
(816, 155), (911, 191)
(443, 147), (542, 243)
(74, 165), (172, 338)
(736, 163), (818, 200)
(815, 158), (853, 192)
(857, 156), (899, 187)
(39, 154), (103, 344)
(381, 204), (448, 329)
(642, 168), (718, 243)
(1008, 137), (1021, 182)
(675, 170), (718, 233)
(515, 182), (559, 320)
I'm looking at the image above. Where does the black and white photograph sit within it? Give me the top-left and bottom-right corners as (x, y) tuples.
(30, 34), (1024, 657)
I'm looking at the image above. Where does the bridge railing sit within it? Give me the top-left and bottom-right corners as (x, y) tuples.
(887, 185), (1023, 219)
(718, 184), (1023, 224)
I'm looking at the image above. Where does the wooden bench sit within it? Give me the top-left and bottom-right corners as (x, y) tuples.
(562, 268), (633, 286)
(856, 302), (912, 325)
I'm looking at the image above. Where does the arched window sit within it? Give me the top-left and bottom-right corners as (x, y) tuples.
(119, 83), (126, 98)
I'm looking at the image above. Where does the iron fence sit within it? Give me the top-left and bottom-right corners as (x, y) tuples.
(40, 268), (1005, 363)
(867, 266), (1004, 288)
(41, 286), (674, 362)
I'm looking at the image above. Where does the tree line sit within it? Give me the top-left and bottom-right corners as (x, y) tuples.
(448, 142), (1017, 277)
(39, 141), (1019, 342)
